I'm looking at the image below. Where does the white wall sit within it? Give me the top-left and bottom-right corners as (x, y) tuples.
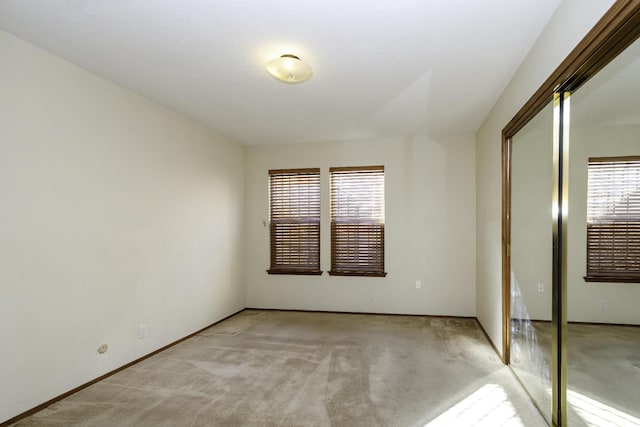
(0, 30), (245, 423)
(567, 125), (640, 324)
(475, 0), (615, 355)
(245, 135), (476, 316)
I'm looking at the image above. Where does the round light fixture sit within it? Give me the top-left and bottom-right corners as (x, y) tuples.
(266, 54), (313, 83)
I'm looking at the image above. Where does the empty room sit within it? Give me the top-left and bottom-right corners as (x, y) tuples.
(1, 1), (638, 426)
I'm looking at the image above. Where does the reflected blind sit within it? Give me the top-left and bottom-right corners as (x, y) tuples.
(268, 168), (321, 275)
(330, 166), (386, 277)
(586, 156), (640, 282)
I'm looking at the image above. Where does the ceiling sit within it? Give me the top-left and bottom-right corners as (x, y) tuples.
(0, 0), (562, 145)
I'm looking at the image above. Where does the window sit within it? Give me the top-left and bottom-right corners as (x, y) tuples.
(268, 168), (321, 275)
(329, 166), (386, 277)
(586, 156), (640, 282)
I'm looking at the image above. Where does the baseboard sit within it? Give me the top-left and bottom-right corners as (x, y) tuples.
(245, 306), (477, 319)
(510, 318), (552, 323)
(0, 308), (246, 427)
(511, 318), (638, 327)
(568, 320), (640, 327)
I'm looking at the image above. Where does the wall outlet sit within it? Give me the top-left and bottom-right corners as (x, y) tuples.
(599, 300), (606, 310)
(537, 282), (544, 293)
(416, 280), (421, 289)
(369, 292), (375, 302)
(139, 324), (147, 339)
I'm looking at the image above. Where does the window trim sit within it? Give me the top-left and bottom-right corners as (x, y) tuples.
(267, 168), (322, 276)
(329, 165), (387, 277)
(584, 155), (640, 283)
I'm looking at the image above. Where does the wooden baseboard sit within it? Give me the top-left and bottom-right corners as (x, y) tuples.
(0, 308), (245, 427)
(511, 318), (639, 327)
(245, 306), (477, 319)
(568, 320), (639, 328)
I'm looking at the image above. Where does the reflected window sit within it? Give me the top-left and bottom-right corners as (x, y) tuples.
(585, 156), (640, 282)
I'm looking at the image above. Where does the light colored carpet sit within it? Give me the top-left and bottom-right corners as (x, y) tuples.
(10, 310), (546, 426)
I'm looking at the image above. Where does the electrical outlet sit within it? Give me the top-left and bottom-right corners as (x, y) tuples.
(139, 324), (147, 339)
(599, 300), (606, 310)
(537, 283), (544, 293)
(416, 280), (421, 289)
(369, 292), (375, 302)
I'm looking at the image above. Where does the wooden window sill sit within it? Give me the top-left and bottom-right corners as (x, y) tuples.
(267, 269), (323, 276)
(329, 271), (387, 277)
(584, 275), (640, 283)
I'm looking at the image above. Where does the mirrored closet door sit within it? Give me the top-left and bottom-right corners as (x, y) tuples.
(503, 2), (640, 425)
(565, 35), (640, 427)
(510, 102), (554, 426)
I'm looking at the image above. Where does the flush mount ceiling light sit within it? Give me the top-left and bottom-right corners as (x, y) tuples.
(266, 54), (313, 83)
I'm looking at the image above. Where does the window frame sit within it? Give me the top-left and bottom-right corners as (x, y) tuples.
(329, 165), (387, 277)
(267, 168), (322, 276)
(585, 156), (640, 283)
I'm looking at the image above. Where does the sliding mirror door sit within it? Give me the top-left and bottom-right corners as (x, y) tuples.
(504, 2), (640, 425)
(510, 102), (554, 425)
(566, 35), (640, 427)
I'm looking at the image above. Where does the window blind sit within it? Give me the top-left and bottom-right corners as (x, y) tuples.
(586, 156), (640, 282)
(329, 166), (386, 277)
(268, 168), (321, 275)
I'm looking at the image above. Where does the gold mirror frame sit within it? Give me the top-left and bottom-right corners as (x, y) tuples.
(501, 1), (640, 425)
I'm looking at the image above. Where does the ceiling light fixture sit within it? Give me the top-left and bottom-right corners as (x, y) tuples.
(266, 54), (313, 83)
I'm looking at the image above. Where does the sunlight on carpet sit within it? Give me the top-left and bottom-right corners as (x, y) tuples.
(568, 389), (640, 427)
(424, 384), (525, 427)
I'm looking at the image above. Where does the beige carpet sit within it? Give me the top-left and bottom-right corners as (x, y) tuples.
(9, 310), (546, 427)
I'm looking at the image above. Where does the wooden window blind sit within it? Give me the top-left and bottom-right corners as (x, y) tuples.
(586, 156), (640, 283)
(268, 168), (322, 275)
(329, 166), (386, 277)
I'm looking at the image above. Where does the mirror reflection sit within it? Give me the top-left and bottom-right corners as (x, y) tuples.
(566, 35), (640, 427)
(510, 101), (554, 425)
